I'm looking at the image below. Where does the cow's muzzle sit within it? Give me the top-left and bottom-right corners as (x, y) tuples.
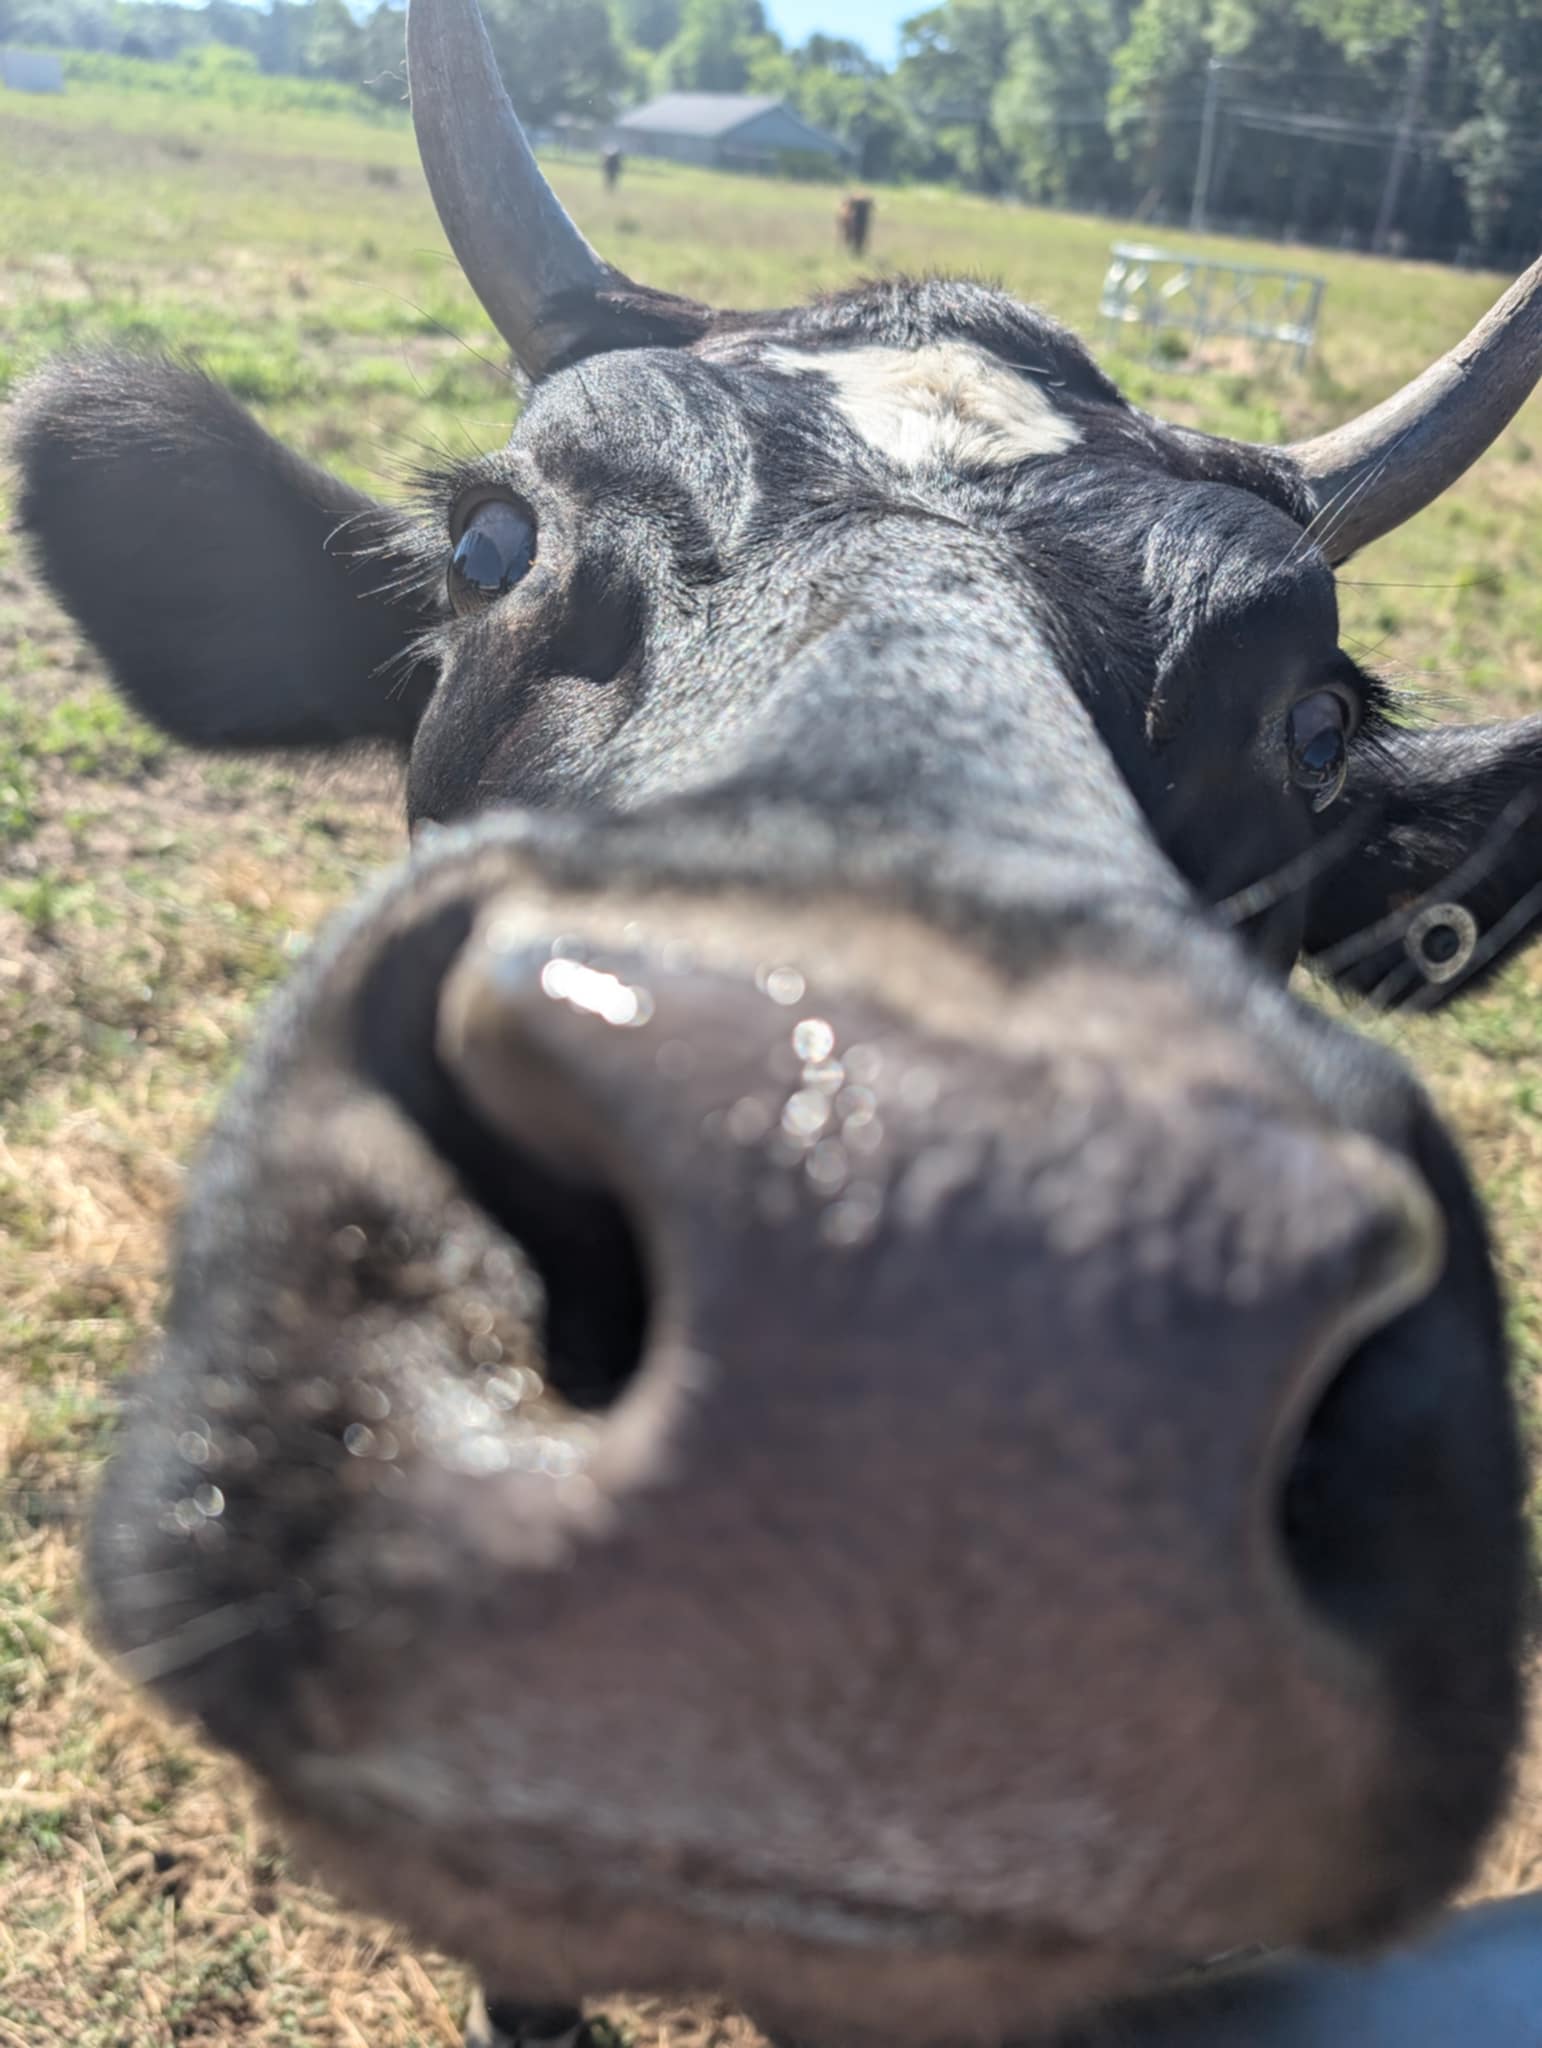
(88, 842), (1523, 2043)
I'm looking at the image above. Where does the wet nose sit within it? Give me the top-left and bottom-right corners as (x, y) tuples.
(438, 914), (1444, 1636)
(421, 914), (1485, 1948)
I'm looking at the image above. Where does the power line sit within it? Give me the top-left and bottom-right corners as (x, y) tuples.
(1224, 100), (1542, 161)
(1229, 101), (1419, 139)
(1191, 57), (1417, 82)
(1011, 101), (1208, 128)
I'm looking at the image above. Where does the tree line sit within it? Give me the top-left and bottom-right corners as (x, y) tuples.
(5, 0), (1541, 262)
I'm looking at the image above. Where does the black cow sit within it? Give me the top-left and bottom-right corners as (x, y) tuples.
(14, 0), (1542, 2042)
(838, 192), (874, 255)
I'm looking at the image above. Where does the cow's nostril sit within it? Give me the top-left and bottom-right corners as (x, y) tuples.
(434, 1118), (650, 1413)
(1268, 1149), (1449, 1649)
(352, 904), (651, 1412)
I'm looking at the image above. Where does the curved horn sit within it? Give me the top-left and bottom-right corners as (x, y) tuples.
(406, 0), (630, 376)
(1287, 253), (1542, 563)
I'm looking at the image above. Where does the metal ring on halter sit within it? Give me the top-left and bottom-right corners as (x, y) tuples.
(1404, 900), (1480, 984)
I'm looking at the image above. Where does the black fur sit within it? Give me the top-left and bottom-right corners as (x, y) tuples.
(12, 354), (437, 748)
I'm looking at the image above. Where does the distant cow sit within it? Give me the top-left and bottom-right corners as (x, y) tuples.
(602, 146), (622, 193)
(16, 0), (1542, 2043)
(838, 191), (874, 255)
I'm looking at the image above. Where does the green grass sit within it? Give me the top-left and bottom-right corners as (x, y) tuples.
(3, 58), (1542, 2048)
(0, 686), (166, 857)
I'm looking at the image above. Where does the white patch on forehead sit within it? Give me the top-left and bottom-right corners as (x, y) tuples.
(765, 341), (1081, 471)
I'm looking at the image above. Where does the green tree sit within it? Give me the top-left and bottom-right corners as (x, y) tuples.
(480, 0), (629, 121)
(357, 0), (407, 101)
(802, 32), (882, 73)
(993, 0), (1136, 206)
(205, 0), (263, 57)
(256, 0), (307, 76)
(613, 0), (682, 52)
(897, 0), (1016, 190)
(301, 0), (363, 78)
(1, 0), (119, 49)
(748, 36), (935, 179)
(1444, 10), (1542, 257)
(659, 0), (773, 92)
(1107, 0), (1209, 213)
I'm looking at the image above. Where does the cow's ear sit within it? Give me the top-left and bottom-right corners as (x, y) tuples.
(1302, 716), (1542, 1007)
(11, 353), (439, 750)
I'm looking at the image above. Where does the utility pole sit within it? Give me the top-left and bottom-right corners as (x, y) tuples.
(1189, 59), (1222, 234)
(1374, 0), (1440, 252)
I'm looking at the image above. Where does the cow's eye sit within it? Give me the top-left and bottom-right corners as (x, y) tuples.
(1287, 688), (1355, 811)
(447, 493), (536, 613)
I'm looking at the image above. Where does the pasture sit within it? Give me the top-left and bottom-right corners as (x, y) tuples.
(4, 60), (1542, 2046)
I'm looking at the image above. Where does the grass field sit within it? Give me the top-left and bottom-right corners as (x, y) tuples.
(4, 57), (1542, 2047)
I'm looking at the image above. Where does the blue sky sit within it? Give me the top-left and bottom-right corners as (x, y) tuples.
(765, 0), (906, 65)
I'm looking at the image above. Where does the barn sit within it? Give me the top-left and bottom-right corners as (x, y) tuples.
(0, 47), (64, 92)
(611, 93), (849, 174)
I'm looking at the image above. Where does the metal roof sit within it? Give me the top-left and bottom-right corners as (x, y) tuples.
(614, 93), (790, 139)
(1, 47), (64, 91)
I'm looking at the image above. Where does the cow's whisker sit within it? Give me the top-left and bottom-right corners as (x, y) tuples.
(378, 290), (518, 386)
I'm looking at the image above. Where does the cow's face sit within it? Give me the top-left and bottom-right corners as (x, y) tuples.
(15, 6), (1542, 2040)
(403, 287), (1349, 987)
